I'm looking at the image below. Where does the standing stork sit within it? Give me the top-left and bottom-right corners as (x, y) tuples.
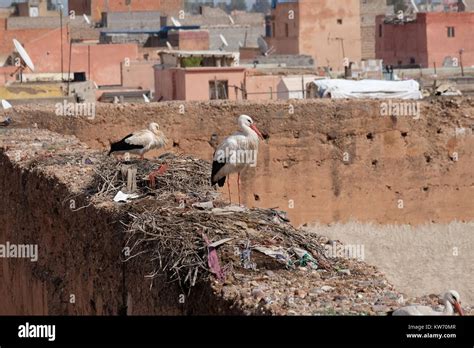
(109, 122), (167, 160)
(392, 290), (464, 316)
(211, 115), (264, 205)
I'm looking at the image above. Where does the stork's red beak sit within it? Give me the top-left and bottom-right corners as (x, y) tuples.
(250, 124), (264, 140)
(454, 301), (464, 316)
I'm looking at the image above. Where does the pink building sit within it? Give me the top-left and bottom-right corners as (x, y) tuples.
(155, 50), (245, 101)
(376, 12), (474, 68)
(266, 0), (362, 70)
(155, 67), (246, 101)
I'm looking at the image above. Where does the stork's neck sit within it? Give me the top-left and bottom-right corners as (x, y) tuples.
(443, 301), (454, 315)
(241, 124), (260, 143)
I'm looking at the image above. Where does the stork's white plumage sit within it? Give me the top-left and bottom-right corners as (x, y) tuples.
(109, 122), (167, 159)
(393, 290), (464, 316)
(211, 115), (264, 205)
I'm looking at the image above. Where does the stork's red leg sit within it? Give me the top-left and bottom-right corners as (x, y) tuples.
(237, 172), (241, 206)
(227, 175), (232, 204)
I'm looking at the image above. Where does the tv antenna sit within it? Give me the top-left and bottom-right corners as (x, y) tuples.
(257, 36), (274, 56)
(219, 34), (229, 51)
(171, 17), (182, 27)
(83, 14), (93, 26)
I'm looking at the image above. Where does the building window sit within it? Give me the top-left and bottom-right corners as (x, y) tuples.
(265, 23), (272, 37)
(337, 19), (343, 25)
(285, 23), (289, 37)
(379, 24), (383, 37)
(272, 22), (275, 37)
(209, 80), (228, 100)
(447, 26), (455, 37)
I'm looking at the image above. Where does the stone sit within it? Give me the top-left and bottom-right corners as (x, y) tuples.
(321, 286), (334, 292)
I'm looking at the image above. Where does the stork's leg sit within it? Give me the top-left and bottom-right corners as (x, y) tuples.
(237, 172), (241, 206)
(227, 175), (232, 204)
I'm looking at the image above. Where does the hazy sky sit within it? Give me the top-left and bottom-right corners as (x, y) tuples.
(0, 0), (260, 9)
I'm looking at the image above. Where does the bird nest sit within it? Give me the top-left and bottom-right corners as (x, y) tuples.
(88, 153), (335, 291)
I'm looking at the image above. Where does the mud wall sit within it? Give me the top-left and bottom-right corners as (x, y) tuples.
(0, 148), (241, 315)
(9, 99), (474, 226)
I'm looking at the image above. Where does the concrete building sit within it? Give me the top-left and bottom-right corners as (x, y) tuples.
(16, 0), (59, 17)
(265, 0), (362, 71)
(178, 7), (265, 51)
(68, 0), (183, 22)
(416, 0), (474, 12)
(155, 66), (246, 101)
(360, 0), (388, 60)
(154, 50), (245, 101)
(166, 30), (210, 51)
(376, 12), (474, 68)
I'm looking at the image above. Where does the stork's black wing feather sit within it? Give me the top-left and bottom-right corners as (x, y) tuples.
(211, 159), (226, 187)
(108, 134), (144, 155)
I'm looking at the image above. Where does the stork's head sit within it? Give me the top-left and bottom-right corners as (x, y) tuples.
(149, 122), (160, 133)
(443, 290), (463, 316)
(238, 114), (263, 140)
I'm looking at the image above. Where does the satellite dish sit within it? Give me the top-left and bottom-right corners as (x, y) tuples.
(113, 96), (120, 104)
(166, 41), (173, 50)
(409, 0), (419, 13)
(1, 99), (12, 110)
(228, 15), (234, 25)
(13, 39), (35, 72)
(143, 94), (150, 103)
(219, 34), (229, 51)
(171, 17), (181, 27)
(238, 41), (243, 48)
(83, 14), (91, 25)
(93, 81), (98, 89)
(257, 36), (273, 56)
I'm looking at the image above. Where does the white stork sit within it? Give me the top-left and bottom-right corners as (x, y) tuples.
(392, 290), (464, 316)
(211, 115), (264, 205)
(109, 122), (167, 160)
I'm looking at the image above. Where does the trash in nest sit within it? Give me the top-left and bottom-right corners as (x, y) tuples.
(192, 201), (214, 210)
(292, 247), (318, 269)
(148, 163), (169, 189)
(270, 209), (290, 224)
(240, 242), (257, 270)
(202, 233), (225, 281)
(208, 237), (234, 248)
(113, 190), (140, 203)
(435, 83), (462, 97)
(212, 205), (247, 215)
(254, 246), (291, 266)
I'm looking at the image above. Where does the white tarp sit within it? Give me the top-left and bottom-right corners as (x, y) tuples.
(311, 79), (423, 100)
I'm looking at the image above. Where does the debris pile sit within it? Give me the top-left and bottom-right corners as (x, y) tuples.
(86, 154), (415, 315)
(88, 154), (333, 289)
